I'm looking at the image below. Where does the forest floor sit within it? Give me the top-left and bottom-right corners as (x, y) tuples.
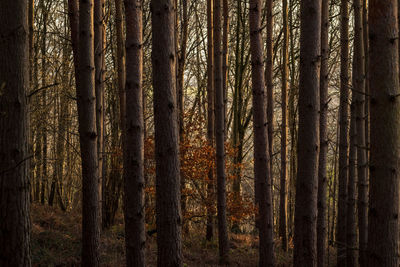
(31, 204), (302, 266)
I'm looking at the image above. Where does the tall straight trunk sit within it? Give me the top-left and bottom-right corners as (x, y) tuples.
(329, 136), (338, 243)
(265, 0), (274, 187)
(68, 0), (79, 72)
(214, 0), (229, 263)
(353, 0), (367, 265)
(346, 96), (357, 267)
(288, 0), (298, 237)
(177, 0), (188, 229)
(28, 0), (35, 201)
(337, 0), (349, 263)
(279, 0), (289, 253)
(115, 0), (126, 135)
(94, 0), (105, 223)
(206, 0), (215, 242)
(0, 0), (31, 265)
(249, 0), (275, 265)
(40, 0), (49, 205)
(368, 1), (400, 266)
(77, 0), (100, 265)
(222, 0), (229, 134)
(293, 0), (321, 266)
(177, 0), (188, 132)
(123, 1), (145, 266)
(363, 0), (369, 155)
(317, 0), (329, 265)
(151, 0), (183, 265)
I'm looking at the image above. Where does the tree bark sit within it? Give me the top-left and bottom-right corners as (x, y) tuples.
(353, 0), (367, 265)
(337, 0), (349, 263)
(279, 0), (289, 253)
(222, 0), (229, 134)
(214, 0), (229, 263)
(206, 0), (215, 242)
(40, 0), (49, 205)
(317, 0), (329, 265)
(265, 0), (274, 196)
(249, 0), (275, 265)
(123, 0), (145, 266)
(94, 0), (105, 225)
(346, 94), (357, 267)
(0, 0), (31, 265)
(368, 1), (400, 266)
(77, 0), (100, 265)
(293, 0), (321, 266)
(151, 0), (183, 265)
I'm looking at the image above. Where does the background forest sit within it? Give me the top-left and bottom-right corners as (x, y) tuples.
(0, 0), (399, 266)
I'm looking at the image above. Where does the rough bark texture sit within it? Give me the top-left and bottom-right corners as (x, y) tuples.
(124, 0), (145, 266)
(368, 1), (400, 266)
(94, 0), (105, 224)
(68, 0), (79, 73)
(293, 0), (321, 266)
(206, 0), (215, 242)
(279, 0), (289, 253)
(347, 95), (357, 267)
(177, 0), (188, 229)
(151, 0), (183, 265)
(266, 0), (274, 191)
(40, 0), (48, 205)
(115, 0), (126, 132)
(353, 0), (367, 265)
(0, 0), (31, 265)
(249, 0), (275, 265)
(177, 0), (188, 135)
(77, 0), (100, 265)
(317, 0), (329, 265)
(214, 0), (229, 264)
(337, 0), (349, 263)
(222, 0), (229, 134)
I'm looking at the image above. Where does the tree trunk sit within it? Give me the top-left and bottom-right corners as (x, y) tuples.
(177, 0), (188, 232)
(353, 0), (367, 265)
(265, 0), (274, 196)
(222, 0), (229, 134)
(206, 0), (215, 242)
(249, 0), (275, 265)
(151, 0), (183, 265)
(317, 0), (329, 265)
(123, 0), (145, 266)
(346, 94), (357, 267)
(288, 0), (298, 238)
(337, 0), (350, 263)
(68, 0), (79, 72)
(214, 0), (229, 263)
(0, 0), (31, 265)
(40, 0), (49, 205)
(368, 1), (400, 266)
(94, 0), (105, 225)
(279, 0), (289, 253)
(293, 0), (321, 266)
(77, 0), (100, 265)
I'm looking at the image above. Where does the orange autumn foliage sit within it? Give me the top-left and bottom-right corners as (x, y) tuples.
(144, 111), (255, 229)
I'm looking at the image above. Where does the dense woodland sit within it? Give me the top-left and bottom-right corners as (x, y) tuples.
(0, 0), (399, 266)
